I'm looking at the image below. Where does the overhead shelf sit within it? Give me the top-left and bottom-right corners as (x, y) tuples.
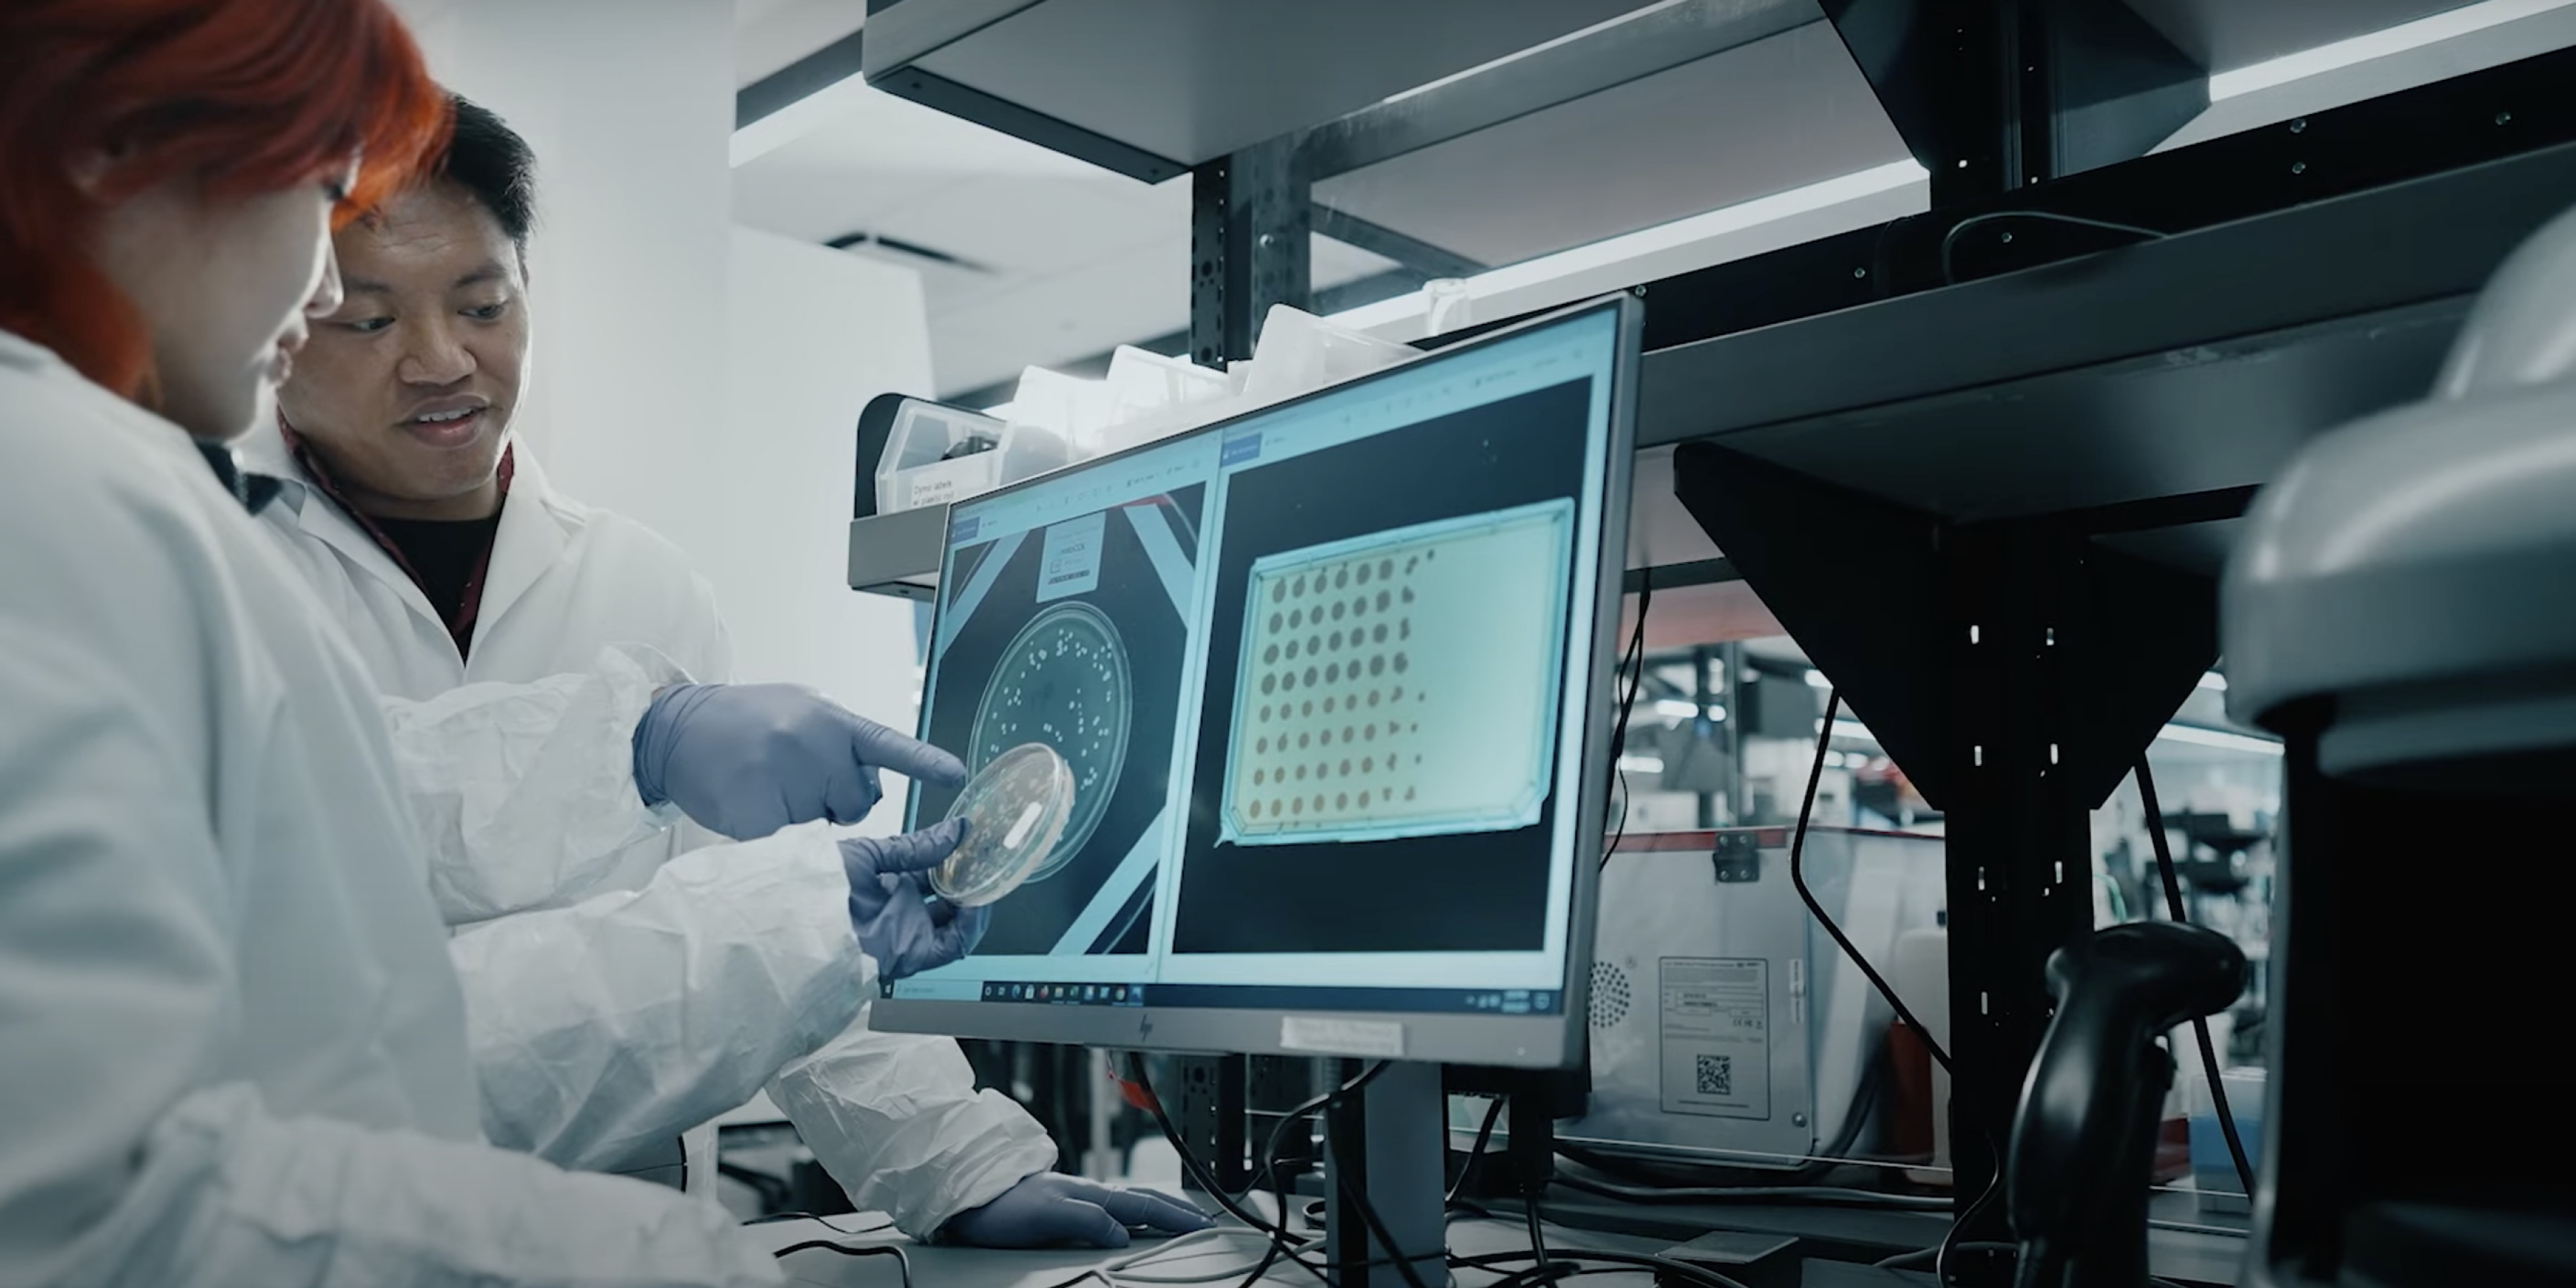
(1635, 135), (2576, 527)
(855, 136), (2576, 597)
(861, 0), (1687, 180)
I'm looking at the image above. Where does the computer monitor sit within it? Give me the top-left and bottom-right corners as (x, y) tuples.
(877, 297), (1640, 1071)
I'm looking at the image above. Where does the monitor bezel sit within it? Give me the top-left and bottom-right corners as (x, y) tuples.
(875, 294), (1642, 1069)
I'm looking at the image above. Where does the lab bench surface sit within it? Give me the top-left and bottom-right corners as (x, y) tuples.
(751, 1195), (2248, 1288)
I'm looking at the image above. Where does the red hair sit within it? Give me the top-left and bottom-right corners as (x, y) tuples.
(0, 0), (451, 397)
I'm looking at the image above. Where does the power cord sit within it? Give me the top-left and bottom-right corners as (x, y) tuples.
(1933, 1163), (2003, 1287)
(1247, 1061), (1390, 1288)
(1524, 1197), (1550, 1275)
(2133, 757), (2259, 1201)
(1244, 1062), (1389, 1203)
(772, 1239), (912, 1286)
(1791, 690), (1953, 1075)
(1123, 1055), (1313, 1249)
(1122, 1055), (1424, 1288)
(1938, 210), (2165, 284)
(1603, 573), (1654, 865)
(1550, 1172), (1948, 1210)
(1451, 1245), (1754, 1288)
(1446, 1094), (1507, 1203)
(743, 1212), (894, 1233)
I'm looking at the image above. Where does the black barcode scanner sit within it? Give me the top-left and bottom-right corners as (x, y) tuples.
(2007, 921), (2247, 1288)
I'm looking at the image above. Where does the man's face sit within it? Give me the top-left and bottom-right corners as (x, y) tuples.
(280, 180), (527, 519)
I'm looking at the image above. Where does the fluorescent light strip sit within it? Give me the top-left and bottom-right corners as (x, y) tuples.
(1654, 699), (1702, 720)
(1616, 755), (1666, 774)
(1328, 159), (1926, 332)
(1377, 0), (1693, 107)
(2209, 0), (2576, 100)
(2198, 672), (2229, 692)
(2156, 724), (2284, 756)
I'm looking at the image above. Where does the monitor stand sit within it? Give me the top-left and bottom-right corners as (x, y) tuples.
(1322, 1061), (1449, 1288)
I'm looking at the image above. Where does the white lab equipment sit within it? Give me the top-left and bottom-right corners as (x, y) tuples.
(1238, 303), (1418, 405)
(243, 425), (1060, 1235)
(973, 304), (1420, 486)
(0, 329), (782, 1286)
(871, 398), (1073, 516)
(1565, 826), (1946, 1171)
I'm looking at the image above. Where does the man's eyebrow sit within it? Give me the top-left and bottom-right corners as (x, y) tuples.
(343, 276), (394, 295)
(455, 263), (511, 289)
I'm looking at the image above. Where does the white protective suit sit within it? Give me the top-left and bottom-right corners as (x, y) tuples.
(241, 427), (1055, 1234)
(0, 330), (782, 1285)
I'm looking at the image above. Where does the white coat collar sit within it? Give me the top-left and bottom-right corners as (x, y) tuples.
(472, 446), (574, 652)
(244, 423), (584, 661)
(0, 329), (251, 481)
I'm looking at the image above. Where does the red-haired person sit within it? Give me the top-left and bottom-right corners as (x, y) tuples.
(0, 4), (959, 1283)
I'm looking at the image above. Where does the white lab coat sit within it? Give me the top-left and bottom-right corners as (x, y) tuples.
(0, 330), (782, 1286)
(241, 427), (1055, 1235)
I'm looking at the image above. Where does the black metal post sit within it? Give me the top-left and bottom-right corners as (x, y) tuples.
(1937, 522), (2096, 1265)
(1189, 135), (1311, 370)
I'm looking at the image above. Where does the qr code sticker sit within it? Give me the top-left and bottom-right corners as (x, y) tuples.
(1695, 1054), (1733, 1097)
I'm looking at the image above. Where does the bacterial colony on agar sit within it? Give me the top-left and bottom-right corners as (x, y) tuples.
(1222, 500), (1575, 846)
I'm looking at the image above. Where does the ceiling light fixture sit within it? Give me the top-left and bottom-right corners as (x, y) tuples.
(2208, 0), (2576, 100)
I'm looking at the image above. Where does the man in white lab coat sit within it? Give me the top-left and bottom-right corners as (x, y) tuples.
(249, 95), (1199, 1247)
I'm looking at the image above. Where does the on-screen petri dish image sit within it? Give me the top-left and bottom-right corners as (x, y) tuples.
(969, 600), (1131, 881)
(929, 741), (1077, 907)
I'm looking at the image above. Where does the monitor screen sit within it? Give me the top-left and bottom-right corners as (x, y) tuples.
(882, 299), (1637, 1067)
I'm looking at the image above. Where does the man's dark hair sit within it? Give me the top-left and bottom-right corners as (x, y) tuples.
(436, 94), (536, 254)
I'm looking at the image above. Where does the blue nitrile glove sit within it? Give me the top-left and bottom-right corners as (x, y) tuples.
(632, 682), (967, 840)
(843, 820), (991, 979)
(940, 1172), (1216, 1249)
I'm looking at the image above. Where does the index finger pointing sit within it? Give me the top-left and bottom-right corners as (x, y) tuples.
(842, 713), (968, 788)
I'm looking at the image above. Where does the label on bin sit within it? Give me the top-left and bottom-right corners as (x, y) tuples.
(900, 455), (996, 510)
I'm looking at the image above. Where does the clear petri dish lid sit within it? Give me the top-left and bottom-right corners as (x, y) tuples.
(929, 742), (1075, 907)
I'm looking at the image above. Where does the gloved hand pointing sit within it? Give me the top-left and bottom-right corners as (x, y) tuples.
(941, 1173), (1215, 1249)
(843, 820), (989, 979)
(631, 682), (967, 840)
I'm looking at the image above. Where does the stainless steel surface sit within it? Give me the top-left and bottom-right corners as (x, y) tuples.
(2126, 0), (2477, 69)
(1316, 19), (1907, 270)
(847, 504), (951, 598)
(869, 0), (1656, 168)
(1302, 0), (1823, 179)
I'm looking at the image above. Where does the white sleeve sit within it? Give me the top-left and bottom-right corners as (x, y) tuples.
(445, 823), (869, 1173)
(381, 642), (689, 924)
(0, 627), (780, 1288)
(766, 1020), (1059, 1239)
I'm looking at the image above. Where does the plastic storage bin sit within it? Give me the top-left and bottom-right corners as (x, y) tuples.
(871, 398), (1069, 515)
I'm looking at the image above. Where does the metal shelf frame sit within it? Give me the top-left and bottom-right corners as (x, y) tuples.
(843, 4), (2576, 1277)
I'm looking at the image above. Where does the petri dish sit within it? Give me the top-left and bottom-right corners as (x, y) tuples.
(930, 742), (1076, 907)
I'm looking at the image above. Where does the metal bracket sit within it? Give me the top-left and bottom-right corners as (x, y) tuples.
(1821, 0), (2204, 204)
(1190, 136), (1311, 368)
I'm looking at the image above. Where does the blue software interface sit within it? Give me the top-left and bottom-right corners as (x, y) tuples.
(900, 305), (1620, 1018)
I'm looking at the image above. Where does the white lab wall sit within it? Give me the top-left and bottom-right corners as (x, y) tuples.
(389, 0), (736, 545)
(393, 1), (935, 828)
(718, 227), (935, 833)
